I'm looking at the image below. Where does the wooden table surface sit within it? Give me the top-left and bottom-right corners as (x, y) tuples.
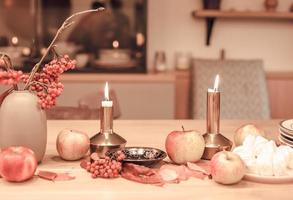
(0, 120), (291, 200)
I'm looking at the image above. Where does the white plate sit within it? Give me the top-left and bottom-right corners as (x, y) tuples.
(279, 126), (293, 136)
(280, 119), (293, 133)
(244, 170), (293, 184)
(279, 129), (293, 140)
(243, 133), (293, 184)
(278, 135), (293, 148)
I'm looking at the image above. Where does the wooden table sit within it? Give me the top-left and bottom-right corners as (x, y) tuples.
(0, 120), (291, 200)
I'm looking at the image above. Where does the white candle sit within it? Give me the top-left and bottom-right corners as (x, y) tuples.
(101, 82), (113, 107)
(208, 74), (220, 92)
(207, 74), (220, 134)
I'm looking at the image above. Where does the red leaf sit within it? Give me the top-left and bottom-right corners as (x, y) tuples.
(187, 162), (210, 175)
(54, 173), (75, 181)
(38, 170), (75, 181)
(159, 163), (209, 183)
(80, 160), (88, 169)
(121, 163), (163, 185)
(38, 170), (57, 180)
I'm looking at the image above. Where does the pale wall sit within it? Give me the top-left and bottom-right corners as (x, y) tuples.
(148, 0), (293, 72)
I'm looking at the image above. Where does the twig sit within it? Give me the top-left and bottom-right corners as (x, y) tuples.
(26, 81), (49, 90)
(23, 8), (105, 90)
(50, 45), (60, 60)
(0, 53), (18, 90)
(0, 53), (13, 70)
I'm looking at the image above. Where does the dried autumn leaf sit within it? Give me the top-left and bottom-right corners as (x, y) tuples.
(38, 170), (75, 181)
(38, 170), (57, 180)
(121, 163), (163, 184)
(80, 160), (88, 169)
(187, 162), (210, 175)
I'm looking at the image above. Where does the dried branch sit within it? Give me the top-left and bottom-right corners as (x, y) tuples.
(0, 53), (18, 90)
(24, 8), (105, 90)
(50, 45), (60, 59)
(27, 81), (49, 90)
(0, 53), (13, 70)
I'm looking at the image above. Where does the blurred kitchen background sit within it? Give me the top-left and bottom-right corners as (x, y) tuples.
(0, 0), (292, 119)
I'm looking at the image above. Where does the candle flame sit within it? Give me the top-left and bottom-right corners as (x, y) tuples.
(214, 74), (220, 91)
(104, 82), (109, 100)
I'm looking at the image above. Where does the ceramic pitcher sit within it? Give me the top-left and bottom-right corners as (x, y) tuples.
(0, 90), (47, 162)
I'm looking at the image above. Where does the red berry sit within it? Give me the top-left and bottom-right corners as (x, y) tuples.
(91, 174), (97, 178)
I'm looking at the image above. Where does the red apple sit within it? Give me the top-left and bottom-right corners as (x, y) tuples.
(234, 124), (265, 146)
(211, 151), (246, 185)
(56, 129), (90, 161)
(165, 127), (205, 164)
(0, 146), (37, 182)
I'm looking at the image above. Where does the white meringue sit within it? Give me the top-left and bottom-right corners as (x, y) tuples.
(256, 148), (274, 176)
(258, 140), (277, 156)
(254, 136), (269, 156)
(273, 151), (287, 176)
(246, 159), (258, 174)
(255, 135), (268, 143)
(243, 134), (256, 149)
(233, 134), (293, 176)
(233, 146), (254, 164)
(289, 155), (293, 169)
(277, 145), (293, 169)
(276, 146), (291, 165)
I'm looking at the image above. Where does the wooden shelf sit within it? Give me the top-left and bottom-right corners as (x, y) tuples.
(60, 72), (176, 83)
(192, 10), (293, 45)
(192, 10), (293, 20)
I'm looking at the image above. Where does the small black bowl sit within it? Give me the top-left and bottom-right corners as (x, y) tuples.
(107, 147), (167, 166)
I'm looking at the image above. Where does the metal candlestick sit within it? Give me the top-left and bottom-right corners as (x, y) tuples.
(90, 106), (127, 158)
(202, 89), (232, 160)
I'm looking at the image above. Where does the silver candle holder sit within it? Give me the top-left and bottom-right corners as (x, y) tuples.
(90, 82), (127, 158)
(202, 75), (232, 160)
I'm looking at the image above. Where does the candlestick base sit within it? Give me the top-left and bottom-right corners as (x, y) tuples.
(90, 131), (127, 158)
(201, 133), (232, 160)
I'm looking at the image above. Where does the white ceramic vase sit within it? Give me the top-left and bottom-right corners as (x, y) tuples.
(0, 90), (47, 162)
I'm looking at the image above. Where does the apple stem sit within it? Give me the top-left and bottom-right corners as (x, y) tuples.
(223, 150), (230, 160)
(181, 126), (185, 132)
